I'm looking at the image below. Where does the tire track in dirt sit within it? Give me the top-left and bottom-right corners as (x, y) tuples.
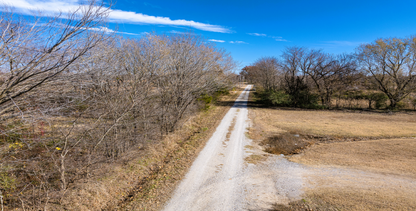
(163, 85), (252, 210)
(163, 85), (305, 211)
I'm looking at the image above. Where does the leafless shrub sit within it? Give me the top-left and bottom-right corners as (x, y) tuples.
(0, 0), (112, 209)
(150, 33), (235, 134)
(0, 4), (236, 208)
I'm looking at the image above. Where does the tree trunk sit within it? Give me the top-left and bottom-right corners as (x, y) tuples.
(60, 156), (66, 191)
(389, 98), (396, 109)
(0, 189), (3, 211)
(325, 89), (332, 108)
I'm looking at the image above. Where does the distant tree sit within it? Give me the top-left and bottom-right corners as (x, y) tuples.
(281, 47), (315, 107)
(240, 65), (259, 84)
(357, 36), (416, 108)
(412, 98), (416, 110)
(305, 51), (358, 107)
(251, 57), (280, 91)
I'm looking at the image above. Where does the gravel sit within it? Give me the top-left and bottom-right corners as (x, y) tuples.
(163, 85), (306, 211)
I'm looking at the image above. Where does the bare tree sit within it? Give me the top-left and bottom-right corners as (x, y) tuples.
(240, 65), (259, 84)
(152, 33), (235, 134)
(251, 57), (281, 91)
(357, 36), (416, 108)
(0, 3), (237, 209)
(305, 51), (358, 107)
(280, 47), (313, 107)
(0, 1), (110, 209)
(0, 1), (109, 114)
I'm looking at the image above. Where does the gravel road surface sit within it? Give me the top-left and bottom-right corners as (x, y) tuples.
(163, 85), (305, 211)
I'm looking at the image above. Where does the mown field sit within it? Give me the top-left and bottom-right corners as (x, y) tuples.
(248, 91), (416, 211)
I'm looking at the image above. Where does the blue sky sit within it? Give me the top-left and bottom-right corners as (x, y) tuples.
(3, 0), (416, 70)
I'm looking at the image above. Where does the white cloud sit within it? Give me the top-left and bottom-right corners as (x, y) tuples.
(109, 10), (230, 33)
(169, 30), (196, 35)
(247, 32), (288, 42)
(1, 0), (81, 13)
(88, 26), (139, 35)
(230, 41), (247, 44)
(29, 21), (141, 36)
(89, 26), (115, 33)
(248, 33), (267, 37)
(275, 38), (288, 42)
(1, 0), (231, 33)
(208, 39), (225, 43)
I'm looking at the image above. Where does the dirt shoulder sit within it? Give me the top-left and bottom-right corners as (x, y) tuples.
(108, 86), (247, 211)
(55, 87), (246, 211)
(248, 91), (416, 211)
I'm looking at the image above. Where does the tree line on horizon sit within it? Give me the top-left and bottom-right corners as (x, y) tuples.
(241, 37), (416, 110)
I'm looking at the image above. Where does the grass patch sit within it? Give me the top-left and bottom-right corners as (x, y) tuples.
(249, 89), (416, 211)
(271, 198), (340, 211)
(289, 138), (416, 177)
(252, 109), (416, 138)
(275, 187), (416, 211)
(244, 145), (254, 150)
(244, 154), (268, 164)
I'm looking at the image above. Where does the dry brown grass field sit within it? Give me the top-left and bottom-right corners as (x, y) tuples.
(289, 138), (416, 177)
(253, 109), (416, 138)
(248, 91), (416, 211)
(332, 95), (416, 110)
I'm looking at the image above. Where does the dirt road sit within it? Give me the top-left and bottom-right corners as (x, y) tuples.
(163, 85), (304, 211)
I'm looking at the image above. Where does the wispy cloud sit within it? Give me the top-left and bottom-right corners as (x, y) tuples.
(247, 32), (288, 42)
(230, 41), (248, 44)
(275, 38), (288, 42)
(248, 33), (267, 37)
(207, 39), (248, 44)
(108, 10), (230, 33)
(208, 39), (248, 44)
(169, 30), (195, 35)
(1, 0), (231, 33)
(208, 39), (225, 43)
(89, 26), (139, 35)
(30, 22), (140, 36)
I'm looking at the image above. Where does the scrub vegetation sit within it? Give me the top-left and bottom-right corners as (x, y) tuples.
(242, 37), (416, 110)
(0, 1), (238, 209)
